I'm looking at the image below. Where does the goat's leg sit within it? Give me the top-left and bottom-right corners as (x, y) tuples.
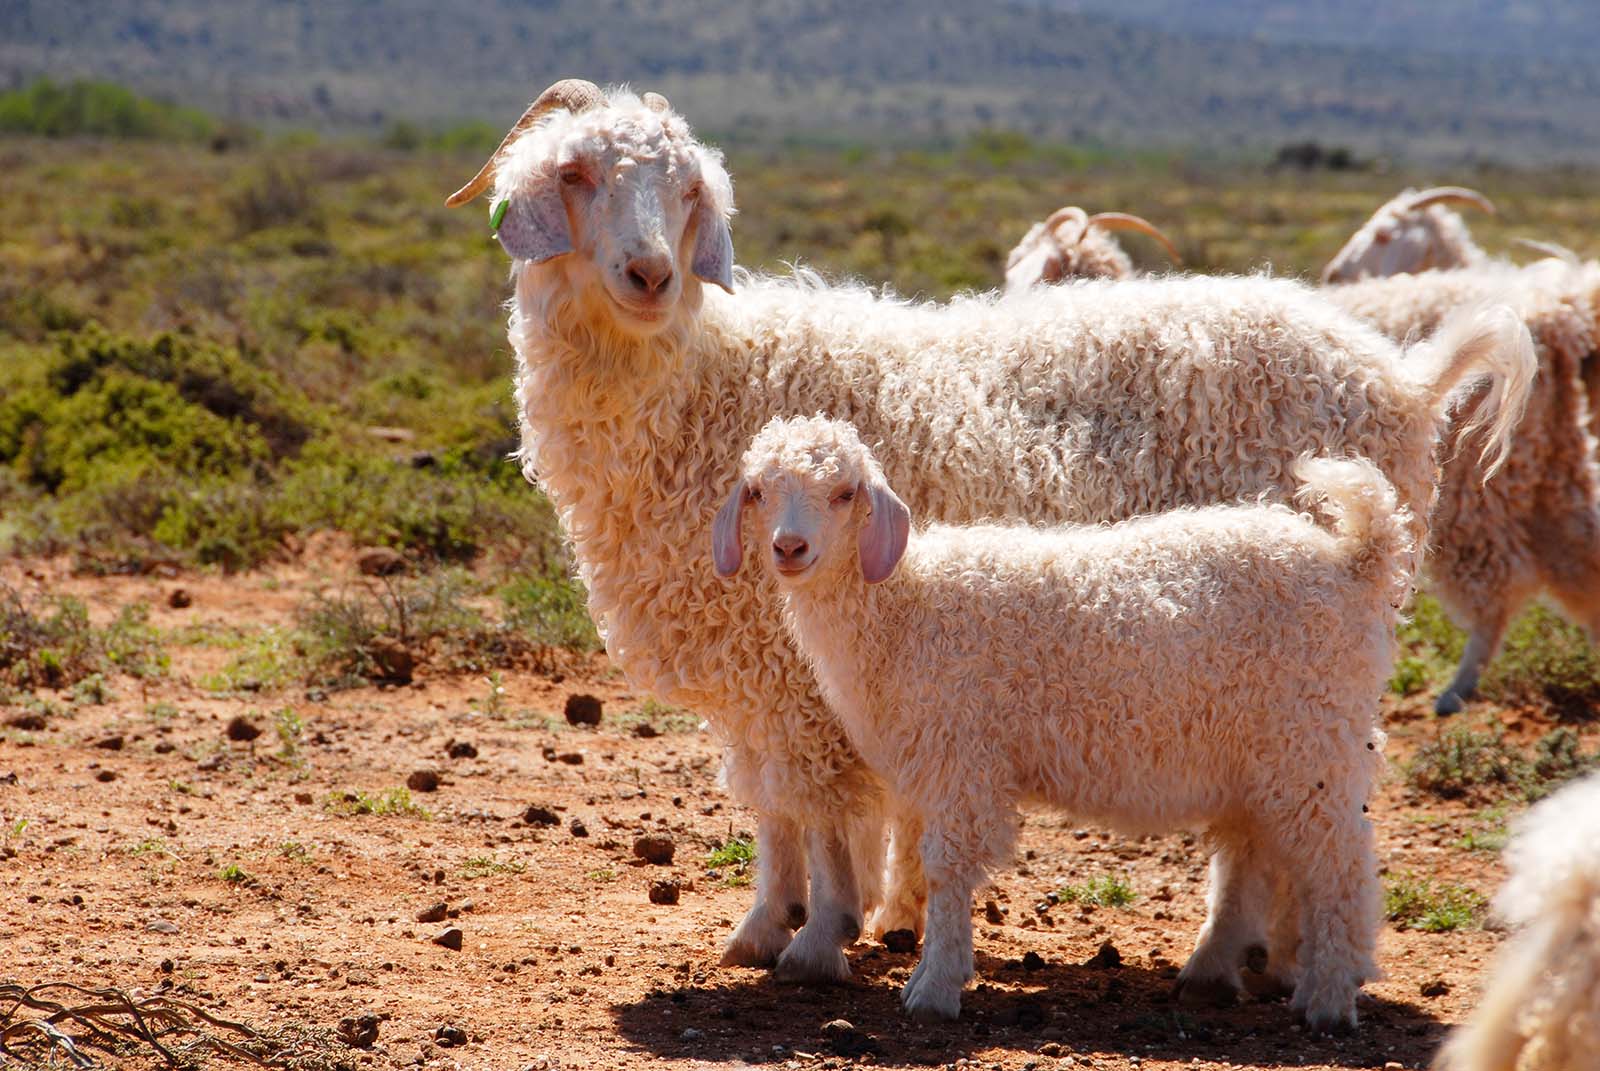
(773, 822), (869, 984)
(721, 811), (808, 968)
(1176, 829), (1274, 1006)
(869, 802), (927, 941)
(1436, 609), (1511, 715)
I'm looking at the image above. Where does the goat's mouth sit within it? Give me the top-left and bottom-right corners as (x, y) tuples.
(603, 287), (676, 329)
(771, 556), (816, 579)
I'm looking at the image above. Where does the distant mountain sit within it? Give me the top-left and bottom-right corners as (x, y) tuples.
(4, 0), (1599, 163)
(1046, 1), (1600, 60)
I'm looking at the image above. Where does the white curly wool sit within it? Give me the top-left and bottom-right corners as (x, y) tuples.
(1435, 773), (1600, 1071)
(472, 84), (1535, 983)
(728, 416), (1409, 1030)
(1327, 266), (1598, 714)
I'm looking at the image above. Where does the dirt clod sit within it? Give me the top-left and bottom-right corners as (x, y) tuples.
(564, 693), (604, 726)
(406, 769), (441, 793)
(648, 879), (680, 905)
(337, 1012), (381, 1048)
(432, 926), (464, 951)
(5, 712), (46, 731)
(1084, 940), (1122, 969)
(356, 546), (407, 576)
(523, 804), (560, 827)
(416, 902), (448, 923)
(882, 928), (918, 954)
(447, 739), (478, 759)
(984, 899), (1005, 925)
(821, 1018), (875, 1057)
(225, 715), (262, 742)
(167, 587), (193, 609)
(1022, 950), (1047, 972)
(369, 636), (414, 683)
(569, 817), (588, 837)
(94, 769), (117, 782)
(92, 734), (124, 750)
(1420, 977), (1451, 997)
(556, 751), (583, 765)
(633, 833), (675, 865)
(434, 1023), (468, 1047)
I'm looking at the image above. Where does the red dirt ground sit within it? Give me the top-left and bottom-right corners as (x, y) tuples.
(0, 555), (1586, 1071)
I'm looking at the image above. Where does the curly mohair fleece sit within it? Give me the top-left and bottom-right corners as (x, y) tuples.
(1435, 772), (1600, 1071)
(732, 416), (1409, 1030)
(490, 85), (1534, 981)
(1327, 265), (1598, 713)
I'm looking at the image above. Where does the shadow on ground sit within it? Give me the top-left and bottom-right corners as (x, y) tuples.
(611, 944), (1449, 1067)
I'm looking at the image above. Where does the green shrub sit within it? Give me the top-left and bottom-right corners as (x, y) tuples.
(1482, 604), (1600, 716)
(501, 569), (601, 653)
(1057, 874), (1137, 908)
(0, 584), (166, 690)
(0, 79), (217, 140)
(1384, 873), (1485, 932)
(1404, 725), (1527, 800)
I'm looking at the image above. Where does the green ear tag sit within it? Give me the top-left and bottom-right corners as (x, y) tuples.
(489, 199), (509, 234)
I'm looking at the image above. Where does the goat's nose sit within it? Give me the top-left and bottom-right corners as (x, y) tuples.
(773, 534), (809, 560)
(625, 254), (674, 296)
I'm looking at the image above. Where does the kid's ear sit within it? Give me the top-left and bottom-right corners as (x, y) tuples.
(494, 185), (573, 264)
(692, 200), (734, 293)
(711, 478), (747, 578)
(857, 476), (910, 584)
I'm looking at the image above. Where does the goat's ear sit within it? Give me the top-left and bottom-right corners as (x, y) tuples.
(692, 200), (734, 293)
(857, 475), (910, 585)
(494, 185), (573, 264)
(711, 478), (747, 578)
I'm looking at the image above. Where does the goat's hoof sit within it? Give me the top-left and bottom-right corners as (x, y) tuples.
(1173, 972), (1240, 1008)
(1292, 983), (1358, 1035)
(901, 976), (962, 1022)
(868, 899), (926, 942)
(773, 933), (851, 985)
(721, 914), (794, 969)
(1434, 690), (1465, 716)
(1299, 1006), (1357, 1036)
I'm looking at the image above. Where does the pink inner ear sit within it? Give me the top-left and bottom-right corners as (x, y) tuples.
(495, 187), (574, 264)
(692, 201), (734, 293)
(858, 479), (911, 584)
(711, 478), (746, 577)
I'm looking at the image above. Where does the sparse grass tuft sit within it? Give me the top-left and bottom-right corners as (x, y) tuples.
(1405, 725), (1527, 800)
(1057, 873), (1137, 908)
(323, 787), (429, 819)
(1384, 873), (1485, 932)
(0, 584), (167, 691)
(707, 836), (756, 885)
(462, 855), (526, 878)
(217, 862), (252, 884)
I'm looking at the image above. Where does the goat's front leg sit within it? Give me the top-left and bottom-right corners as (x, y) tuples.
(721, 811), (808, 968)
(773, 822), (869, 983)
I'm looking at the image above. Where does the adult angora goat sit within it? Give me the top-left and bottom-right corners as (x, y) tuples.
(446, 79), (1531, 984)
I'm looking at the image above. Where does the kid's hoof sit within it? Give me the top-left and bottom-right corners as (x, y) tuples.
(1173, 973), (1241, 1008)
(1434, 690), (1466, 716)
(773, 934), (851, 985)
(901, 979), (962, 1022)
(721, 913), (794, 968)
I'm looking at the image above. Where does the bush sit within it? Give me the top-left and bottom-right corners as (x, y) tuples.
(0, 79), (217, 140)
(1482, 604), (1600, 716)
(1404, 725), (1527, 800)
(1384, 873), (1485, 932)
(0, 583), (166, 691)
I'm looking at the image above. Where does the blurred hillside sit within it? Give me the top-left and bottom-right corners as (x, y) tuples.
(4, 0), (1600, 163)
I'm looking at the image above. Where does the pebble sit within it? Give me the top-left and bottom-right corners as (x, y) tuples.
(1084, 940), (1122, 969)
(524, 804), (560, 827)
(563, 693), (603, 726)
(416, 902), (448, 923)
(820, 1019), (874, 1057)
(406, 769), (441, 793)
(432, 926), (464, 951)
(146, 919), (179, 934)
(1420, 978), (1451, 997)
(633, 833), (675, 865)
(447, 739), (479, 760)
(434, 1023), (468, 1047)
(648, 879), (680, 905)
(92, 734), (124, 751)
(94, 769), (117, 783)
(680, 1027), (704, 1041)
(225, 716), (262, 742)
(1022, 950), (1047, 972)
(167, 587), (193, 609)
(569, 818), (588, 838)
(556, 751), (584, 765)
(984, 900), (1005, 925)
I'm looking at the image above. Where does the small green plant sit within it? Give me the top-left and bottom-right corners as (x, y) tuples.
(1405, 724), (1528, 800)
(1384, 873), (1485, 932)
(5, 818), (28, 841)
(1057, 874), (1137, 908)
(272, 705), (303, 762)
(586, 868), (617, 883)
(168, 779), (197, 796)
(324, 787), (430, 819)
(1388, 655), (1429, 697)
(706, 836), (756, 885)
(618, 696), (701, 736)
(462, 855), (527, 878)
(217, 862), (252, 884)
(278, 840), (313, 863)
(472, 672), (507, 719)
(127, 837), (179, 859)
(1457, 827), (1509, 853)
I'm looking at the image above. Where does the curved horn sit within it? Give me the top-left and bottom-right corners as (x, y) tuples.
(1041, 205), (1089, 247)
(1404, 186), (1496, 216)
(445, 78), (605, 208)
(1512, 237), (1579, 264)
(643, 91), (671, 113)
(1086, 212), (1183, 264)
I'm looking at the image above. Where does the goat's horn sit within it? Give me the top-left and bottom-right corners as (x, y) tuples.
(1404, 186), (1496, 216)
(1513, 236), (1579, 264)
(1042, 206), (1089, 245)
(1087, 212), (1183, 265)
(643, 91), (671, 113)
(445, 78), (605, 208)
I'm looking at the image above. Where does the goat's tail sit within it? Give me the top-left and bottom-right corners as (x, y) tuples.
(1295, 455), (1415, 606)
(1401, 304), (1535, 480)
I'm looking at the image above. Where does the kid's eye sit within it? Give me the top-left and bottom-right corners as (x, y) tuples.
(832, 489), (855, 504)
(559, 164), (589, 186)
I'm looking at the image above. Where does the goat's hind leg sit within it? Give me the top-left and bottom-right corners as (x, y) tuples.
(773, 809), (880, 984)
(869, 802), (927, 941)
(722, 811), (808, 968)
(1176, 829), (1274, 1007)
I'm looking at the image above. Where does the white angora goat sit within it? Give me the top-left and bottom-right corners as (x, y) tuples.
(717, 415), (1409, 1031)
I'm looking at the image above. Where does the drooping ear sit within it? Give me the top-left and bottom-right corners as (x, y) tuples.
(692, 200), (734, 293)
(711, 478), (747, 578)
(857, 475), (910, 585)
(494, 184), (573, 264)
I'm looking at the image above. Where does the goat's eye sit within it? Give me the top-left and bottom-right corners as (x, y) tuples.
(748, 487), (763, 504)
(559, 165), (590, 187)
(685, 181), (704, 203)
(832, 489), (855, 505)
